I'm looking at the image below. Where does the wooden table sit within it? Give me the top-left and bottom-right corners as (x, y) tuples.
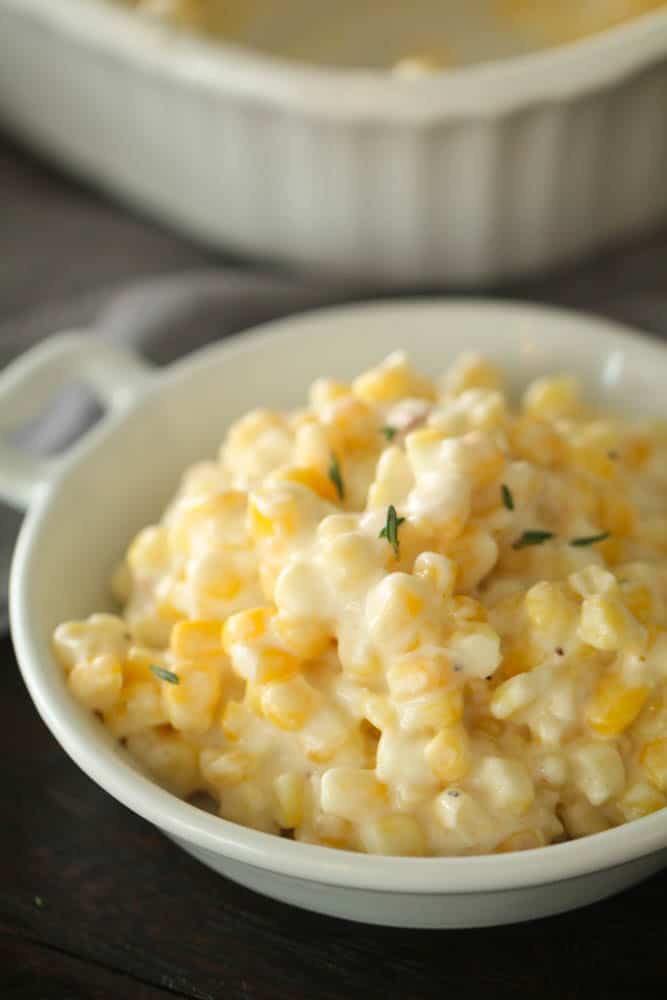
(2, 134), (667, 1000)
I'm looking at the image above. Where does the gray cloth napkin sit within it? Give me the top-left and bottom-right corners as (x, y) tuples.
(2, 265), (667, 631)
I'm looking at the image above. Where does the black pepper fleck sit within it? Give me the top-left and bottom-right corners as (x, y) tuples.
(447, 789), (460, 798)
(555, 646), (564, 656)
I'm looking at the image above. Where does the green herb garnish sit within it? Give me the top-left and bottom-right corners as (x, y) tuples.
(512, 530), (554, 550)
(379, 505), (405, 556)
(381, 425), (398, 442)
(328, 452), (345, 500)
(501, 484), (515, 511)
(34, 896), (44, 908)
(150, 665), (180, 685)
(570, 532), (611, 547)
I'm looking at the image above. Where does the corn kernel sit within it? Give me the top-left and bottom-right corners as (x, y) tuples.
(587, 673), (648, 738)
(434, 789), (492, 844)
(127, 525), (168, 574)
(476, 756), (534, 815)
(170, 620), (223, 661)
(446, 528), (498, 591)
(495, 829), (545, 853)
(274, 614), (331, 660)
(523, 375), (580, 420)
(424, 726), (471, 782)
(623, 585), (655, 627)
(260, 675), (318, 731)
(360, 814), (426, 856)
(578, 594), (645, 652)
(413, 552), (457, 598)
(309, 378), (351, 408)
(447, 623), (501, 679)
(397, 688), (465, 733)
(640, 738), (667, 790)
(353, 352), (436, 404)
(442, 354), (502, 396)
(127, 730), (199, 798)
(104, 681), (168, 738)
(387, 650), (452, 701)
(510, 416), (564, 466)
(320, 767), (388, 821)
(200, 748), (256, 787)
(525, 581), (577, 632)
(559, 799), (609, 838)
(68, 653), (123, 712)
(275, 465), (339, 504)
(222, 607), (274, 653)
(163, 660), (223, 733)
(221, 699), (246, 742)
(617, 781), (665, 822)
(570, 743), (625, 806)
(598, 492), (636, 538)
(273, 772), (306, 829)
(448, 596), (487, 623)
(247, 494), (298, 540)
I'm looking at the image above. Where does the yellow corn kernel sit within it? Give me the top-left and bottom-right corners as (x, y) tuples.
(495, 829), (546, 853)
(352, 354), (436, 404)
(364, 693), (395, 731)
(500, 641), (541, 679)
(225, 408), (283, 448)
(163, 660), (223, 733)
(255, 646), (301, 684)
(625, 436), (651, 469)
(104, 680), (168, 738)
(640, 739), (667, 790)
(424, 726), (471, 782)
(259, 675), (318, 731)
(360, 814), (426, 856)
(413, 552), (457, 598)
(406, 427), (447, 450)
(587, 674), (648, 737)
(472, 715), (504, 740)
(273, 772), (306, 829)
(247, 494), (298, 541)
(200, 748), (256, 787)
(448, 596), (487, 623)
(222, 607), (274, 653)
(200, 570), (243, 603)
(570, 438), (617, 481)
(221, 700), (246, 742)
(168, 490), (246, 554)
(403, 590), (424, 617)
(578, 594), (645, 652)
(568, 564), (617, 599)
(274, 614), (331, 660)
(623, 586), (655, 628)
(128, 730), (200, 798)
(509, 416), (565, 466)
(68, 654), (123, 713)
(170, 620), (223, 661)
(258, 556), (282, 601)
(124, 645), (164, 683)
(309, 377), (351, 408)
(127, 525), (168, 574)
(459, 434), (506, 488)
(275, 465), (339, 504)
(155, 595), (187, 624)
(324, 396), (377, 451)
(524, 581), (577, 632)
(443, 354), (502, 396)
(320, 767), (389, 821)
(397, 688), (465, 732)
(340, 646), (383, 684)
(523, 375), (580, 420)
(446, 527), (498, 591)
(617, 782), (666, 822)
(387, 651), (452, 701)
(598, 492), (636, 538)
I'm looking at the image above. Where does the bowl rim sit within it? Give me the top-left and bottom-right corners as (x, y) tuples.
(6, 0), (667, 122)
(11, 297), (667, 894)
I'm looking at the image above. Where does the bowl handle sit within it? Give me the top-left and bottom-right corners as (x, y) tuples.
(0, 332), (154, 510)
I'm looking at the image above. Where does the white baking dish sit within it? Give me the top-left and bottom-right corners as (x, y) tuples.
(1, 0), (667, 286)
(3, 300), (667, 927)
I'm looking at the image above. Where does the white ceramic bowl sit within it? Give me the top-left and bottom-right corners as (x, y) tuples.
(1, 1), (667, 286)
(5, 301), (667, 928)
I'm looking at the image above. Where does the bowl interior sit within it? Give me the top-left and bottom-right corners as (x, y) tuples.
(11, 299), (667, 885)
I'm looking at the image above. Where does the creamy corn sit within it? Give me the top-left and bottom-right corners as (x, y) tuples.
(53, 352), (667, 856)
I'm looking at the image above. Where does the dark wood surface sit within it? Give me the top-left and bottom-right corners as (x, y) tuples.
(3, 133), (667, 1000)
